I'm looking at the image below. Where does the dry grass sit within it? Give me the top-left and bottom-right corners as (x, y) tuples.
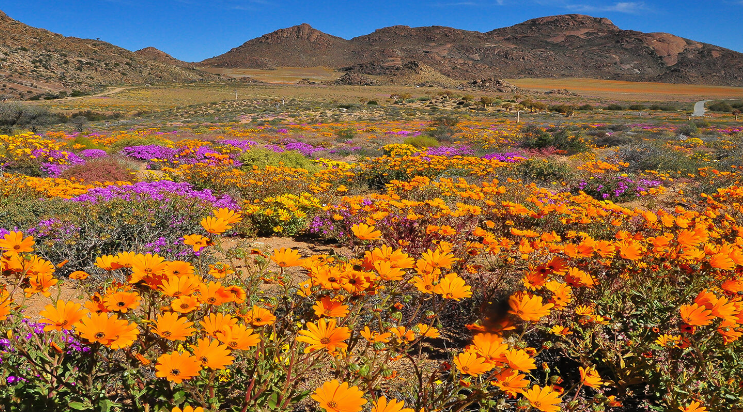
(506, 77), (743, 101)
(202, 66), (343, 83)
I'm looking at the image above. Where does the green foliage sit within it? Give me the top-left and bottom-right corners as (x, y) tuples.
(513, 158), (575, 184)
(520, 125), (590, 154)
(606, 104), (624, 110)
(618, 142), (708, 175)
(0, 103), (60, 133)
(238, 148), (319, 173)
(427, 115), (459, 142)
(403, 135), (440, 149)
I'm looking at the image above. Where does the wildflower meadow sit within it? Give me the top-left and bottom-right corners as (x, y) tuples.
(1, 111), (742, 412)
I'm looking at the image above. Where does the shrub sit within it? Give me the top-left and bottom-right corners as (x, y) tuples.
(628, 104), (646, 110)
(514, 158), (575, 184)
(606, 104), (624, 110)
(239, 147), (318, 172)
(58, 157), (137, 184)
(520, 126), (590, 154)
(403, 135), (440, 149)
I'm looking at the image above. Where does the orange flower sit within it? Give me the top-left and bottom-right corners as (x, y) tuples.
(74, 313), (139, 349)
(508, 293), (553, 322)
(103, 291), (141, 313)
(191, 338), (234, 370)
(579, 366), (603, 388)
(351, 223), (382, 241)
(155, 352), (202, 384)
(415, 323), (440, 338)
(200, 281), (231, 306)
(434, 273), (472, 301)
(171, 295), (200, 314)
(183, 234), (211, 252)
(504, 349), (536, 372)
(471, 332), (508, 363)
(453, 351), (492, 376)
(418, 248), (457, 271)
(224, 285), (246, 303)
(212, 208), (242, 224)
(271, 248), (304, 267)
(313, 296), (349, 318)
(679, 303), (715, 326)
(161, 274), (202, 298)
(523, 384), (562, 412)
(297, 318), (351, 353)
(390, 326), (415, 342)
(39, 300), (86, 332)
(208, 262), (234, 279)
(373, 260), (405, 281)
(163, 261), (196, 278)
(24, 272), (58, 297)
(216, 324), (261, 350)
(129, 253), (166, 284)
(68, 271), (90, 280)
(0, 231), (34, 255)
(151, 312), (195, 341)
(493, 369), (530, 398)
(311, 380), (367, 412)
(371, 396), (413, 412)
(201, 313), (239, 338)
(681, 401), (707, 412)
(244, 305), (276, 326)
(200, 216), (232, 234)
(360, 326), (391, 343)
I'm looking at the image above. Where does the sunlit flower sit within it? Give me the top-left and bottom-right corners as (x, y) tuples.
(297, 318), (351, 353)
(155, 352), (202, 383)
(39, 300), (86, 332)
(523, 384), (562, 412)
(311, 380), (367, 412)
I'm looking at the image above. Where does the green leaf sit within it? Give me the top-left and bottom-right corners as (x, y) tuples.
(68, 400), (93, 410)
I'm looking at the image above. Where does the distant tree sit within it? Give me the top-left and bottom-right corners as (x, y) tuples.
(732, 109), (740, 121)
(70, 115), (88, 133)
(479, 96), (494, 108)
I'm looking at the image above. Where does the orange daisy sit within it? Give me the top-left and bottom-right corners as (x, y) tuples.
(151, 312), (195, 341)
(155, 352), (202, 383)
(297, 318), (351, 353)
(103, 291), (141, 313)
(0, 231), (34, 255)
(371, 396), (413, 412)
(313, 296), (349, 318)
(191, 338), (234, 370)
(523, 384), (562, 412)
(311, 380), (367, 412)
(351, 223), (382, 241)
(508, 292), (554, 322)
(271, 248), (304, 267)
(39, 300), (86, 332)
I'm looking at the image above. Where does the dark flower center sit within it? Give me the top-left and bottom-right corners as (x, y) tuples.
(327, 401), (338, 409)
(320, 338), (331, 344)
(180, 303), (190, 309)
(162, 331), (172, 337)
(117, 301), (126, 307)
(95, 332), (105, 339)
(171, 369), (180, 376)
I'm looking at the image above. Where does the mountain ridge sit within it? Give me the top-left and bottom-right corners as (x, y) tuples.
(200, 15), (743, 86)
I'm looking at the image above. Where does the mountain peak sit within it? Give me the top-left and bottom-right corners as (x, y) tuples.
(257, 23), (340, 44)
(518, 14), (618, 30)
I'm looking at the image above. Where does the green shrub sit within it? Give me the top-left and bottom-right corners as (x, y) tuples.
(628, 104), (646, 110)
(403, 135), (440, 149)
(239, 147), (319, 172)
(520, 126), (590, 154)
(514, 158), (575, 184)
(606, 104), (624, 110)
(66, 135), (106, 151)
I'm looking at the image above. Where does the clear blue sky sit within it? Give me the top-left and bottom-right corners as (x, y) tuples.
(1, 0), (742, 62)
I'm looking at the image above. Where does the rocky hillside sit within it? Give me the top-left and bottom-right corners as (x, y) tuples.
(0, 10), (217, 100)
(134, 47), (194, 68)
(201, 15), (743, 86)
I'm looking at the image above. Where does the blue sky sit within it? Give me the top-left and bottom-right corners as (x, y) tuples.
(1, 0), (742, 62)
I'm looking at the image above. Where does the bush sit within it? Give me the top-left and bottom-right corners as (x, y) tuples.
(577, 104), (593, 111)
(606, 104), (624, 110)
(58, 157), (137, 184)
(520, 126), (590, 154)
(628, 104), (646, 110)
(238, 147), (319, 173)
(427, 115), (459, 142)
(0, 103), (60, 133)
(514, 158), (575, 184)
(618, 142), (708, 175)
(403, 135), (440, 149)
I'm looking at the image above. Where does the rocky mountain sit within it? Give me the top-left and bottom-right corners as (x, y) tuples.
(0, 10), (217, 100)
(134, 47), (194, 68)
(201, 15), (743, 86)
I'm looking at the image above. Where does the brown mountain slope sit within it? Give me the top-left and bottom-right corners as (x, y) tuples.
(201, 14), (743, 86)
(0, 10), (217, 100)
(202, 23), (351, 68)
(134, 47), (194, 68)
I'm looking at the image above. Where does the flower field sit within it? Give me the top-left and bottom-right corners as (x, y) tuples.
(1, 115), (742, 411)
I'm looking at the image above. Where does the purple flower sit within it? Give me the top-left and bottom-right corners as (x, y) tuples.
(79, 149), (108, 159)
